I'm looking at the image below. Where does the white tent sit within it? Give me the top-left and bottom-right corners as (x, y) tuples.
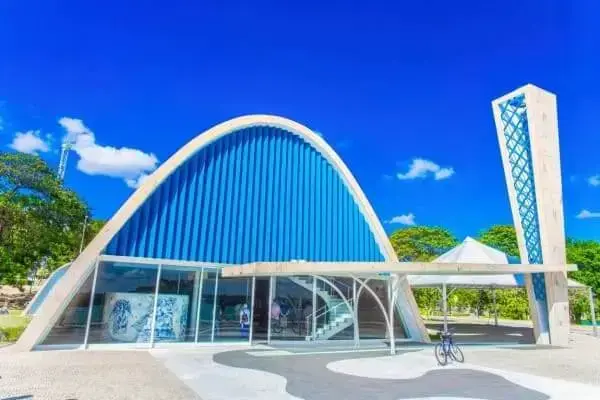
(407, 237), (596, 335)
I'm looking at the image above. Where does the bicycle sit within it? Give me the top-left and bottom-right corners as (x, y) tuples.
(434, 329), (464, 366)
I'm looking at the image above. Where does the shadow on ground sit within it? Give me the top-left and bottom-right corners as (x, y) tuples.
(214, 349), (548, 400)
(426, 322), (535, 344)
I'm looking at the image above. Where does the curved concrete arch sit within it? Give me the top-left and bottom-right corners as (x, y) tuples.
(355, 277), (374, 300)
(17, 115), (427, 350)
(351, 276), (393, 344)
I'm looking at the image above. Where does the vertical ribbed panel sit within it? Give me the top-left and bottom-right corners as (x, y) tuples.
(105, 126), (385, 263)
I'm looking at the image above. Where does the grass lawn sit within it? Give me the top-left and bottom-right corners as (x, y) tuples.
(0, 309), (31, 342)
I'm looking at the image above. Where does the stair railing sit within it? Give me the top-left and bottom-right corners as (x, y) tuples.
(328, 277), (353, 300)
(305, 299), (353, 340)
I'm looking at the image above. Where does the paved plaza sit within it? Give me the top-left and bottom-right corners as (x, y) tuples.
(0, 349), (200, 400)
(1, 332), (599, 399)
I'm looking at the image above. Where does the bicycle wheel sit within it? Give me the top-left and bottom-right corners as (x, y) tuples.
(434, 343), (448, 366)
(450, 343), (464, 363)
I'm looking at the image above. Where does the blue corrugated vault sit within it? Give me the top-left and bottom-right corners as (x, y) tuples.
(498, 94), (549, 331)
(105, 126), (384, 263)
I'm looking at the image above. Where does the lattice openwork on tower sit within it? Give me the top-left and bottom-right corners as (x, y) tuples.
(498, 94), (547, 302)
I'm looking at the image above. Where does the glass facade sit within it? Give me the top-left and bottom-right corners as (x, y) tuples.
(87, 261), (159, 345)
(40, 256), (401, 348)
(271, 277), (313, 341)
(41, 268), (95, 345)
(357, 279), (391, 340)
(197, 270), (217, 342)
(214, 277), (252, 342)
(154, 266), (198, 343)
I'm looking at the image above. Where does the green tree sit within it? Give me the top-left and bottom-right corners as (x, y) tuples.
(566, 239), (600, 297)
(0, 152), (92, 285)
(495, 289), (530, 320)
(389, 226), (457, 314)
(389, 226), (458, 262)
(413, 288), (441, 317)
(478, 225), (519, 256)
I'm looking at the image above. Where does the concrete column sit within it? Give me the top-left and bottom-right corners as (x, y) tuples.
(353, 279), (359, 348)
(190, 269), (202, 340)
(211, 272), (219, 343)
(267, 276), (274, 344)
(442, 284), (448, 333)
(589, 287), (598, 338)
(493, 84), (570, 346)
(492, 288), (498, 327)
(389, 279), (395, 355)
(249, 276), (256, 344)
(149, 264), (162, 347)
(312, 277), (317, 341)
(194, 268), (205, 343)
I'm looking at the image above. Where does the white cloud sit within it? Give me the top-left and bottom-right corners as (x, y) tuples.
(588, 175), (600, 187)
(576, 209), (600, 219)
(386, 213), (416, 225)
(9, 130), (50, 155)
(396, 158), (455, 181)
(58, 117), (158, 187)
(434, 167), (454, 180)
(125, 173), (151, 189)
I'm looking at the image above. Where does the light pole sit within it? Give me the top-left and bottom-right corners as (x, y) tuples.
(79, 215), (89, 254)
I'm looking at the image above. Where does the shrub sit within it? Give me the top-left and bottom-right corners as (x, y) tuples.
(0, 325), (26, 342)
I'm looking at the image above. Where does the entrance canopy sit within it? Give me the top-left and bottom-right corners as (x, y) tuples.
(406, 237), (586, 290)
(221, 260), (576, 278)
(408, 273), (587, 289)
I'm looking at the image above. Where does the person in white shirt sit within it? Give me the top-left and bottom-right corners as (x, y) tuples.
(240, 303), (250, 338)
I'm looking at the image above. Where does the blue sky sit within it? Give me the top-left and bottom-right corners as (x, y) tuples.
(1, 1), (599, 240)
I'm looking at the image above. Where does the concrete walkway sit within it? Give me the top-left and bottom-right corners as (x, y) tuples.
(0, 349), (200, 400)
(1, 333), (598, 399)
(154, 333), (600, 400)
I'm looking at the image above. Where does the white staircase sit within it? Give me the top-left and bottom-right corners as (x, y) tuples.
(288, 276), (354, 341)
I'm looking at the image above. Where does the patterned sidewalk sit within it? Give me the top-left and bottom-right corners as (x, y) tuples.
(154, 334), (600, 400)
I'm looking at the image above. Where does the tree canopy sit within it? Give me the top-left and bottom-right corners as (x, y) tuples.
(567, 239), (600, 296)
(478, 225), (519, 257)
(478, 224), (600, 296)
(389, 226), (458, 262)
(0, 152), (103, 286)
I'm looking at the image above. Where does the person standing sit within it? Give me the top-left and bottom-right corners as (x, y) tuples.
(240, 303), (250, 338)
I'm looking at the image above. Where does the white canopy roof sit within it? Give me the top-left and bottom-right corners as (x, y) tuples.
(407, 237), (586, 289)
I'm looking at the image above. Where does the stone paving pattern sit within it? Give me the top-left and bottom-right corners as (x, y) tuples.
(214, 349), (548, 400)
(1, 332), (599, 399)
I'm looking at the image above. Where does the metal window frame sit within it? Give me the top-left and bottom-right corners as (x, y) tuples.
(98, 254), (226, 269)
(83, 258), (100, 348)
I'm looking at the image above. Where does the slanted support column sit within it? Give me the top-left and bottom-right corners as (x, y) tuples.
(493, 84), (570, 346)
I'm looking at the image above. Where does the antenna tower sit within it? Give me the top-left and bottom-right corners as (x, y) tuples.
(57, 141), (72, 181)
